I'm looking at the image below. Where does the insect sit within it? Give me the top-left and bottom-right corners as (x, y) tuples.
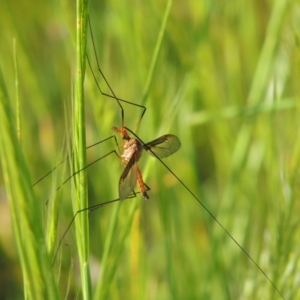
(33, 14), (286, 300)
(112, 126), (181, 200)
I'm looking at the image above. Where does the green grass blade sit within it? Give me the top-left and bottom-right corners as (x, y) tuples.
(231, 0), (293, 172)
(73, 0), (92, 299)
(0, 65), (59, 299)
(13, 38), (21, 142)
(141, 0), (173, 104)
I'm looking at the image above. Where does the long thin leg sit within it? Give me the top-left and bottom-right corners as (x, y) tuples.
(56, 150), (121, 191)
(124, 127), (284, 299)
(52, 185), (150, 266)
(87, 17), (147, 132)
(32, 136), (119, 187)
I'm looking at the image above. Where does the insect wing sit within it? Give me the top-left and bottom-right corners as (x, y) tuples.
(145, 134), (181, 159)
(119, 155), (137, 200)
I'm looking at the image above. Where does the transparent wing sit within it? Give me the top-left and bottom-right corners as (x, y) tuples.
(145, 134), (181, 159)
(119, 155), (137, 200)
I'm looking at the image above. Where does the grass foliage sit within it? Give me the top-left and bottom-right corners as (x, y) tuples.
(1, 0), (300, 299)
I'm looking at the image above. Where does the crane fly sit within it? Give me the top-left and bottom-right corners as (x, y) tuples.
(31, 15), (285, 300)
(113, 126), (181, 200)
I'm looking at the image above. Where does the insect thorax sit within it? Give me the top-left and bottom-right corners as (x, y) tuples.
(121, 138), (143, 163)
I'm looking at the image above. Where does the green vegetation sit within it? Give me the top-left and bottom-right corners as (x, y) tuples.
(0, 0), (299, 299)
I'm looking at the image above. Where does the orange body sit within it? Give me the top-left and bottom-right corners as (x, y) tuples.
(113, 126), (149, 199)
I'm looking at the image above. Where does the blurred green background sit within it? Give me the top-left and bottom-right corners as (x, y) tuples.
(1, 0), (300, 299)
